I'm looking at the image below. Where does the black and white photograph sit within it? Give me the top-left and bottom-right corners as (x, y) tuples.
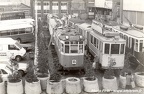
(0, 0), (144, 94)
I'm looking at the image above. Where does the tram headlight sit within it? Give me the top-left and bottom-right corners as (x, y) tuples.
(80, 35), (83, 39)
(66, 36), (69, 39)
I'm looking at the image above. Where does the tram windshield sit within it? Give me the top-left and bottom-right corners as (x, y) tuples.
(104, 43), (125, 54)
(63, 40), (84, 54)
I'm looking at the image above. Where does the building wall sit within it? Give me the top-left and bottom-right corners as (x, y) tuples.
(35, 0), (91, 19)
(94, 0), (144, 26)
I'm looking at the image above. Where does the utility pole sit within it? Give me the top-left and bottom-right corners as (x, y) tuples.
(30, 0), (34, 18)
(41, 0), (44, 24)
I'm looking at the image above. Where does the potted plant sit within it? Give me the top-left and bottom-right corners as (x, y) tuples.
(135, 64), (144, 87)
(0, 75), (5, 94)
(47, 71), (63, 94)
(102, 69), (118, 91)
(65, 77), (81, 94)
(25, 62), (41, 94)
(83, 58), (99, 92)
(119, 68), (132, 89)
(37, 30), (50, 91)
(7, 59), (23, 94)
(37, 58), (50, 91)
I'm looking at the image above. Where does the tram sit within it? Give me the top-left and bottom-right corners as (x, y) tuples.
(88, 19), (126, 69)
(73, 17), (126, 69)
(48, 16), (85, 70)
(113, 24), (144, 65)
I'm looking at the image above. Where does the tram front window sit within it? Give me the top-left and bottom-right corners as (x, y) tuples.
(70, 41), (78, 53)
(111, 44), (120, 54)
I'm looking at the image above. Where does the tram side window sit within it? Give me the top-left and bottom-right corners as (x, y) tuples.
(111, 44), (120, 54)
(94, 37), (96, 47)
(120, 44), (125, 54)
(91, 35), (93, 44)
(105, 43), (110, 54)
(139, 40), (143, 52)
(61, 43), (64, 52)
(96, 39), (99, 49)
(135, 39), (138, 51)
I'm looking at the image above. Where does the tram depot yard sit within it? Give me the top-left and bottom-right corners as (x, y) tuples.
(0, 14), (144, 94)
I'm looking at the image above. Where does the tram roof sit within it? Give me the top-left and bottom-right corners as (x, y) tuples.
(78, 23), (92, 30)
(69, 18), (85, 24)
(90, 29), (125, 42)
(93, 19), (119, 26)
(55, 26), (84, 41)
(113, 26), (144, 38)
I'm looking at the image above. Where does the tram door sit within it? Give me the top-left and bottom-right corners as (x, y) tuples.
(131, 38), (135, 55)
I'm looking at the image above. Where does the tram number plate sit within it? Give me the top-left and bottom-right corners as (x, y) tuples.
(72, 60), (76, 65)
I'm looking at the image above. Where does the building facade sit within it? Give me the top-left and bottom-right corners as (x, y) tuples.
(0, 3), (31, 18)
(94, 0), (144, 26)
(34, 0), (94, 19)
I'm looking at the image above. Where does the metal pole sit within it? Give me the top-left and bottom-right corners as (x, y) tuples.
(120, 0), (123, 24)
(34, 0), (38, 66)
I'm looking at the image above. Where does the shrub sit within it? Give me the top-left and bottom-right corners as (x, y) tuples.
(8, 72), (21, 83)
(8, 59), (21, 83)
(104, 69), (115, 79)
(50, 72), (61, 82)
(84, 57), (95, 81)
(37, 58), (49, 77)
(25, 61), (38, 83)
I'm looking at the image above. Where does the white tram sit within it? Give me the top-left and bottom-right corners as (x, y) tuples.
(113, 25), (144, 53)
(53, 26), (85, 70)
(78, 19), (126, 69)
